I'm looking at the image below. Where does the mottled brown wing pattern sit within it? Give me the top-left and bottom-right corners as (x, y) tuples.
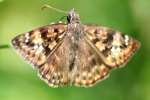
(72, 38), (110, 87)
(11, 23), (67, 68)
(84, 25), (140, 68)
(38, 33), (76, 87)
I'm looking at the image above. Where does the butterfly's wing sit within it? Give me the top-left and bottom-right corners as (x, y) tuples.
(71, 37), (110, 87)
(11, 23), (69, 87)
(12, 23), (66, 67)
(83, 24), (140, 68)
(38, 33), (78, 87)
(71, 25), (140, 87)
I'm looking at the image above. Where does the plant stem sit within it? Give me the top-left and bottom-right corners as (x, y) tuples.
(0, 44), (10, 49)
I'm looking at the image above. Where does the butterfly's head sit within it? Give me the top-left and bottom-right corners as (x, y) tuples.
(67, 9), (80, 24)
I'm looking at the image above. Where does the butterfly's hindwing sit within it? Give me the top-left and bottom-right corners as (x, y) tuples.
(38, 33), (76, 87)
(71, 37), (110, 87)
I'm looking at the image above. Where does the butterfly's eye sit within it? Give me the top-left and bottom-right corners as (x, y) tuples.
(67, 15), (71, 23)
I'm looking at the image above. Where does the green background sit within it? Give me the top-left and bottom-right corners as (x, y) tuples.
(0, 0), (149, 100)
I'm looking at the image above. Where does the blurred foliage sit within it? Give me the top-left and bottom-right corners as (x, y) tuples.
(0, 0), (150, 100)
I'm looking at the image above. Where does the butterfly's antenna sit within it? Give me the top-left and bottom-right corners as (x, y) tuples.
(42, 4), (67, 14)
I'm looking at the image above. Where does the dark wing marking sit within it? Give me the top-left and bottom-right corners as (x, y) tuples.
(83, 24), (140, 68)
(11, 23), (67, 68)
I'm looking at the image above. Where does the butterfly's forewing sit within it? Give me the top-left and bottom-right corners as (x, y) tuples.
(11, 23), (67, 68)
(84, 25), (140, 68)
(72, 37), (110, 87)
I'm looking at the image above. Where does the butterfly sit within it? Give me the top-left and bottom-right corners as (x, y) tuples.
(11, 9), (140, 87)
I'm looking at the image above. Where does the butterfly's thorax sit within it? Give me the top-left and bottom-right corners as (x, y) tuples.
(66, 9), (83, 46)
(66, 23), (83, 45)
